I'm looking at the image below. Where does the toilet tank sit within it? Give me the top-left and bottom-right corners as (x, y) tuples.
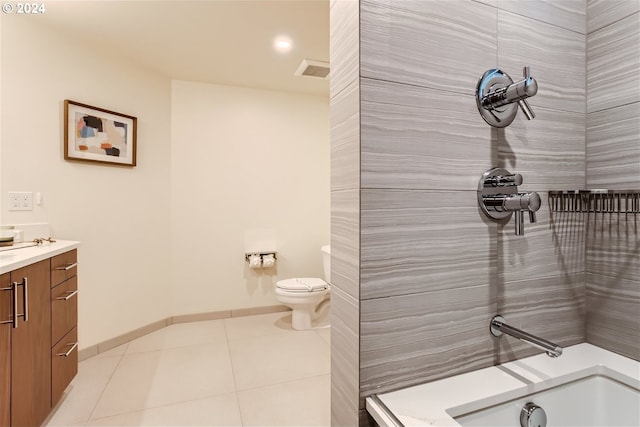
(321, 245), (331, 283)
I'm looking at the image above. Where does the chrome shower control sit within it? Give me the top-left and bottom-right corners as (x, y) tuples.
(484, 173), (522, 187)
(520, 402), (547, 427)
(478, 168), (541, 235)
(476, 66), (538, 128)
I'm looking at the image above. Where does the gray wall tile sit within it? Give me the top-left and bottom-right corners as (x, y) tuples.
(331, 286), (361, 427)
(360, 285), (497, 395)
(498, 10), (586, 113)
(331, 80), (361, 192)
(587, 102), (640, 189)
(586, 277), (640, 360)
(330, 2), (361, 424)
(587, 12), (640, 113)
(331, 189), (360, 300)
(499, 194), (586, 283)
(361, 189), (495, 299)
(498, 0), (586, 34)
(330, 0), (360, 99)
(585, 2), (640, 362)
(360, 0), (497, 94)
(587, 0), (640, 33)
(500, 107), (586, 189)
(586, 216), (640, 282)
(361, 78), (495, 191)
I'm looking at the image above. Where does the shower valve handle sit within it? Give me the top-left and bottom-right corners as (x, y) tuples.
(484, 173), (522, 187)
(512, 192), (541, 235)
(478, 168), (541, 236)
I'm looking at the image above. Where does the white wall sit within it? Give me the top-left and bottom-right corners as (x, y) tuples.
(170, 80), (330, 316)
(1, 17), (330, 348)
(1, 16), (172, 348)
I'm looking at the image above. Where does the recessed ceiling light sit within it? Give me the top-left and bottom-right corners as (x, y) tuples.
(273, 36), (292, 53)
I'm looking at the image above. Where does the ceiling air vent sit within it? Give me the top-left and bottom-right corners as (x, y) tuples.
(295, 59), (330, 79)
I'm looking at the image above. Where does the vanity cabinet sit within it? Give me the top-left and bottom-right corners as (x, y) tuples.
(5, 259), (52, 427)
(50, 250), (78, 406)
(0, 246), (78, 427)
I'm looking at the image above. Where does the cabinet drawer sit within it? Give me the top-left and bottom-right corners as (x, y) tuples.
(52, 327), (78, 406)
(51, 276), (78, 346)
(51, 249), (78, 287)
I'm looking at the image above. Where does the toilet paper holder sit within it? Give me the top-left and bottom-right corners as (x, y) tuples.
(245, 252), (277, 269)
(245, 252), (277, 262)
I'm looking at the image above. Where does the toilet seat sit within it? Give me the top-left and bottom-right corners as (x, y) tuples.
(276, 277), (329, 293)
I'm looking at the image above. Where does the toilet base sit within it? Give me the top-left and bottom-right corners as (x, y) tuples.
(291, 308), (313, 330)
(289, 297), (330, 330)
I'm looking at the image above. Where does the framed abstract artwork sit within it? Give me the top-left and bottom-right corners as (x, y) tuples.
(64, 100), (137, 166)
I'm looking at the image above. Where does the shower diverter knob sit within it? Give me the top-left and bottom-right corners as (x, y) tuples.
(520, 402), (547, 427)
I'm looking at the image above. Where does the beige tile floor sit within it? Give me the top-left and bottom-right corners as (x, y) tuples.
(45, 312), (331, 427)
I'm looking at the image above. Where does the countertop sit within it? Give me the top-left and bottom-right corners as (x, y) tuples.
(0, 240), (80, 274)
(366, 343), (640, 426)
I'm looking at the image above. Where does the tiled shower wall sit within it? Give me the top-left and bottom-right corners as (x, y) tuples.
(585, 0), (640, 359)
(330, 0), (638, 426)
(358, 0), (586, 398)
(329, 0), (361, 425)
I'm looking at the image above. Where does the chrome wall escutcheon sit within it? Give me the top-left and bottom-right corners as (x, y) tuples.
(478, 168), (541, 235)
(476, 67), (538, 128)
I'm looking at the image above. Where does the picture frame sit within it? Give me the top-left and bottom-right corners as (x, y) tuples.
(64, 100), (137, 166)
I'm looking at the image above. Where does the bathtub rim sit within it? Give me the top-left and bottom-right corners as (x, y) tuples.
(366, 343), (640, 427)
(447, 364), (639, 419)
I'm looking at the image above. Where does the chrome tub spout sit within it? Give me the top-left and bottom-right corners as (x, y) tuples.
(490, 315), (563, 358)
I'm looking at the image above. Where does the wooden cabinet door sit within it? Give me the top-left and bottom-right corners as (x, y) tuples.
(51, 276), (78, 347)
(0, 273), (10, 427)
(51, 327), (78, 406)
(10, 260), (51, 427)
(50, 250), (77, 288)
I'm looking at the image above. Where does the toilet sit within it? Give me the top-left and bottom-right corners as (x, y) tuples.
(275, 245), (331, 330)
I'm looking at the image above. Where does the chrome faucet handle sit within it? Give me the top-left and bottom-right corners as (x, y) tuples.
(517, 68), (537, 120)
(515, 209), (538, 235)
(484, 173), (523, 187)
(521, 66), (537, 97)
(518, 99), (535, 120)
(513, 192), (541, 235)
(476, 67), (538, 128)
(505, 67), (537, 102)
(501, 192), (541, 213)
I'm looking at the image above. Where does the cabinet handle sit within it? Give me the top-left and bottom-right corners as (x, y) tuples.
(56, 290), (79, 301)
(55, 262), (78, 271)
(8, 278), (28, 327)
(56, 342), (78, 357)
(21, 277), (28, 323)
(12, 281), (19, 328)
(2, 278), (28, 328)
(0, 283), (16, 327)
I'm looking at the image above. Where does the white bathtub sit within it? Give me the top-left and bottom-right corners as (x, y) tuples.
(453, 366), (638, 426)
(366, 344), (640, 427)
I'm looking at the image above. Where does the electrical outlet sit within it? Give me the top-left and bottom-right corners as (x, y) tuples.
(8, 192), (33, 211)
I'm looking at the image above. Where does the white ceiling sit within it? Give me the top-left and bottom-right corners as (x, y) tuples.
(38, 0), (330, 97)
